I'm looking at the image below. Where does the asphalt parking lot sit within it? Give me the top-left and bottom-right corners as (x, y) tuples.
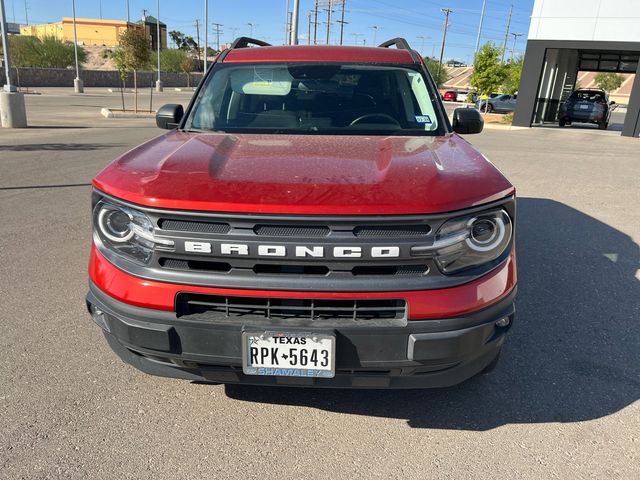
(1, 89), (639, 479)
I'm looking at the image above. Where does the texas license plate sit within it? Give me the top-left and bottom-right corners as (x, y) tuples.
(242, 332), (335, 378)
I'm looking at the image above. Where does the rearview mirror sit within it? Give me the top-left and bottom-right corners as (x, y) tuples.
(156, 104), (184, 129)
(452, 108), (484, 134)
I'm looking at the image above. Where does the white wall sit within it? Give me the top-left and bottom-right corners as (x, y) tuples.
(529, 0), (640, 42)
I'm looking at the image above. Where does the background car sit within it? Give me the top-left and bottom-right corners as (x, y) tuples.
(456, 91), (476, 103)
(476, 94), (518, 113)
(558, 89), (613, 129)
(443, 90), (457, 102)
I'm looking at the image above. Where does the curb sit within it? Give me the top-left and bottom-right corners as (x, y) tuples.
(100, 108), (156, 118)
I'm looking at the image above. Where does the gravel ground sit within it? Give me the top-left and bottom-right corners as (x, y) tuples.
(1, 89), (638, 479)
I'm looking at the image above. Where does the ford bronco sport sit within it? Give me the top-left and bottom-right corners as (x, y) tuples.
(87, 38), (516, 388)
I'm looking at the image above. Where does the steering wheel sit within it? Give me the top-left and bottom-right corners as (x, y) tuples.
(349, 113), (401, 126)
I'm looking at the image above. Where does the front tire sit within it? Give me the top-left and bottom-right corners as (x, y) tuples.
(598, 121), (608, 130)
(486, 103), (494, 113)
(559, 118), (566, 127)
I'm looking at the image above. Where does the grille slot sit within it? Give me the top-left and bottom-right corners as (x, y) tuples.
(253, 264), (330, 276)
(176, 294), (406, 322)
(254, 225), (330, 237)
(160, 258), (232, 273)
(352, 265), (429, 276)
(353, 225), (431, 237)
(159, 219), (231, 234)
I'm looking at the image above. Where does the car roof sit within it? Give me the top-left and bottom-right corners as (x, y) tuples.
(223, 45), (417, 65)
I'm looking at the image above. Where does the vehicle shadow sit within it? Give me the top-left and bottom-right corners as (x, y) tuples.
(224, 198), (640, 430)
(0, 143), (124, 151)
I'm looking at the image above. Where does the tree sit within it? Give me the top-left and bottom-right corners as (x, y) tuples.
(594, 72), (624, 93)
(423, 56), (449, 88)
(471, 42), (508, 111)
(118, 28), (151, 112)
(502, 56), (523, 95)
(169, 30), (197, 51)
(2, 35), (85, 69)
(111, 48), (128, 110)
(159, 48), (189, 73)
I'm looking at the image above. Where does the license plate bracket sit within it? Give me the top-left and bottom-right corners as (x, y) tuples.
(242, 331), (336, 378)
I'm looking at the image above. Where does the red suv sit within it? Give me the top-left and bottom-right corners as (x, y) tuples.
(87, 38), (516, 388)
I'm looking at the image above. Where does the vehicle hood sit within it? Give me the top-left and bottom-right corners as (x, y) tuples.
(93, 131), (514, 215)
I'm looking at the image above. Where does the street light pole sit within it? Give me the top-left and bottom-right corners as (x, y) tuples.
(155, 0), (163, 91)
(290, 0), (300, 45)
(474, 0), (486, 57)
(0, 0), (27, 126)
(510, 32), (523, 60)
(416, 35), (430, 57)
(71, 0), (83, 93)
(126, 0), (130, 23)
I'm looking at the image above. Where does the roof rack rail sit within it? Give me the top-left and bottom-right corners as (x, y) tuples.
(378, 38), (412, 51)
(230, 37), (272, 49)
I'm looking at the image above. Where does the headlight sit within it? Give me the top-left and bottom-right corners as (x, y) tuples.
(93, 199), (173, 265)
(412, 208), (512, 274)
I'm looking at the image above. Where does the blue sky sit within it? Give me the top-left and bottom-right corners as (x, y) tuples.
(9, 0), (535, 62)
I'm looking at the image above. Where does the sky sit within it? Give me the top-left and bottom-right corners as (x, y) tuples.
(8, 0), (535, 63)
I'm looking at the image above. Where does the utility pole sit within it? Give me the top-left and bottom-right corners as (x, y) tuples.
(71, 0), (83, 93)
(416, 35), (430, 57)
(284, 0), (290, 45)
(510, 32), (523, 60)
(370, 25), (381, 46)
(228, 26), (239, 42)
(155, 0), (163, 92)
(307, 10), (312, 45)
(126, 0), (130, 23)
(336, 0), (347, 45)
(212, 22), (223, 52)
(203, 0), (208, 72)
(350, 32), (363, 45)
(474, 0), (486, 56)
(438, 8), (452, 86)
(194, 19), (201, 65)
(290, 0), (300, 45)
(501, 5), (513, 63)
(99, 0), (102, 19)
(313, 0), (318, 44)
(23, 0), (28, 25)
(325, 0), (332, 45)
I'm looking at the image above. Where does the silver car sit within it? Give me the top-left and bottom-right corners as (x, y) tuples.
(476, 94), (517, 113)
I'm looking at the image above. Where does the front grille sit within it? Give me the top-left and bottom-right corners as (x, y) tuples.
(176, 293), (406, 322)
(353, 225), (431, 237)
(159, 219), (231, 234)
(254, 225), (330, 237)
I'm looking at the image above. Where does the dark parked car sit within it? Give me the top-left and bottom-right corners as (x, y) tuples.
(475, 94), (517, 113)
(559, 89), (614, 130)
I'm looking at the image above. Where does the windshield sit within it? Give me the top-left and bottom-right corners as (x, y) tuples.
(186, 63), (443, 135)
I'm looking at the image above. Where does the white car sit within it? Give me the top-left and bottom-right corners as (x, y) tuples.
(456, 91), (475, 103)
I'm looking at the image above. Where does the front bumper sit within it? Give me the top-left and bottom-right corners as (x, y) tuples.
(87, 282), (516, 388)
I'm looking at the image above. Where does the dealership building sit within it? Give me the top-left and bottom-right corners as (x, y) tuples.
(513, 0), (640, 137)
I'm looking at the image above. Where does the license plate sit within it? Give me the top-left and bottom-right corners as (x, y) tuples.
(579, 104), (589, 110)
(242, 331), (335, 378)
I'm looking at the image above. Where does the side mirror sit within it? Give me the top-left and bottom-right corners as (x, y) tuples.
(156, 104), (184, 129)
(452, 108), (484, 134)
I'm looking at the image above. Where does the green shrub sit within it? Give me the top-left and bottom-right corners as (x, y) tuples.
(158, 48), (193, 73)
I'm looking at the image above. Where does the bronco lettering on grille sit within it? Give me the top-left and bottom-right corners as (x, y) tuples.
(183, 242), (401, 258)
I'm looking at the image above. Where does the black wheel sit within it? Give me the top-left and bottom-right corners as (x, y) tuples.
(486, 103), (494, 113)
(598, 121), (608, 130)
(559, 118), (566, 127)
(480, 348), (502, 374)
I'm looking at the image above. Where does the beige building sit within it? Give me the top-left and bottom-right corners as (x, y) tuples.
(20, 18), (142, 47)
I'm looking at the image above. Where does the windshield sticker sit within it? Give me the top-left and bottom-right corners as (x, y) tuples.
(415, 115), (432, 124)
